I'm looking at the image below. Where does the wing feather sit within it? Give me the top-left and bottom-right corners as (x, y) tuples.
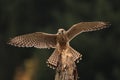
(66, 22), (110, 41)
(8, 32), (57, 49)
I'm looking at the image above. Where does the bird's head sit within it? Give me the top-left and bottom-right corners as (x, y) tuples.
(57, 28), (66, 35)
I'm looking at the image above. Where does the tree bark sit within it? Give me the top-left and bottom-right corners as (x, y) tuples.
(55, 52), (78, 80)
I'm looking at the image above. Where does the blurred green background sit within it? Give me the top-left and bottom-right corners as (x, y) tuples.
(0, 0), (120, 80)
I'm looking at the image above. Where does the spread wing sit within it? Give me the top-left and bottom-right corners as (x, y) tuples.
(8, 32), (57, 49)
(66, 22), (109, 41)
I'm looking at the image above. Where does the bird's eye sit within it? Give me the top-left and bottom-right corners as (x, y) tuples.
(61, 30), (65, 33)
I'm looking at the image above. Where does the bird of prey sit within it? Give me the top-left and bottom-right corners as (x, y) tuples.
(8, 22), (109, 69)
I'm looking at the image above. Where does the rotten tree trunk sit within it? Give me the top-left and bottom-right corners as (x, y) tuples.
(55, 52), (78, 80)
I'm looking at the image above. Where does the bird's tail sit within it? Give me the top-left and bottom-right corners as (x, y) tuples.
(46, 46), (82, 69)
(67, 46), (82, 63)
(46, 48), (60, 69)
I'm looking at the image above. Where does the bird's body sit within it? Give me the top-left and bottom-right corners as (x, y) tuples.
(47, 29), (81, 68)
(57, 29), (68, 51)
(8, 21), (109, 69)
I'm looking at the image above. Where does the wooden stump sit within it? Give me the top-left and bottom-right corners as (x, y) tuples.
(55, 52), (78, 80)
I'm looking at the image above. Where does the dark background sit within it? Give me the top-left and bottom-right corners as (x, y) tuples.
(0, 0), (120, 80)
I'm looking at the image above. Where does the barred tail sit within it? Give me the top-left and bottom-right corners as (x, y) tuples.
(46, 46), (82, 69)
(68, 46), (82, 63)
(46, 49), (60, 69)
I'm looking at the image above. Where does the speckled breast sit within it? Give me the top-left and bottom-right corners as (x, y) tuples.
(57, 34), (68, 50)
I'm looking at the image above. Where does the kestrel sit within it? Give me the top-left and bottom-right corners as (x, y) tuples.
(8, 22), (109, 68)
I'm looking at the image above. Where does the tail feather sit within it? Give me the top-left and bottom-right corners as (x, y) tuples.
(46, 46), (82, 69)
(68, 46), (82, 63)
(47, 49), (60, 69)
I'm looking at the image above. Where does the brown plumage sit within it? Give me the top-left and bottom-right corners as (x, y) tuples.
(8, 21), (109, 69)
